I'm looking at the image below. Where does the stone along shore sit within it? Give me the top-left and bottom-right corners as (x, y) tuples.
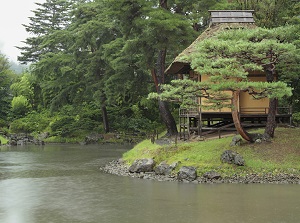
(101, 159), (300, 184)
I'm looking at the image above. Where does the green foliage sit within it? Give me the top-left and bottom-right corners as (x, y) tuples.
(50, 116), (76, 136)
(18, 0), (74, 63)
(50, 116), (100, 137)
(9, 111), (51, 133)
(292, 112), (300, 126)
(230, 0), (300, 28)
(13, 0), (299, 139)
(11, 96), (31, 117)
(0, 53), (15, 120)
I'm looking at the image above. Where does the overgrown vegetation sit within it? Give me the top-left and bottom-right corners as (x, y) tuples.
(123, 128), (300, 177)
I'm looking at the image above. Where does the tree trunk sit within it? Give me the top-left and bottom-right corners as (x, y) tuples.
(102, 104), (109, 133)
(151, 48), (178, 136)
(148, 0), (177, 136)
(159, 99), (178, 136)
(100, 93), (109, 133)
(231, 90), (253, 142)
(265, 98), (277, 137)
(264, 69), (277, 137)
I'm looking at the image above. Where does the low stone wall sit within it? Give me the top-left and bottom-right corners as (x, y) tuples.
(101, 159), (300, 184)
(7, 133), (45, 146)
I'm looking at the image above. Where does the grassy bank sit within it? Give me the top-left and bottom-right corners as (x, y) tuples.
(122, 127), (300, 177)
(0, 135), (8, 145)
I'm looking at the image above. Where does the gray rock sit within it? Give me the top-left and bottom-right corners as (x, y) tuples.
(234, 154), (245, 166)
(177, 166), (197, 181)
(203, 171), (221, 180)
(220, 150), (236, 164)
(230, 135), (242, 146)
(129, 158), (156, 173)
(38, 132), (50, 140)
(170, 161), (180, 169)
(221, 150), (245, 166)
(250, 133), (272, 143)
(154, 161), (176, 175)
(85, 133), (104, 144)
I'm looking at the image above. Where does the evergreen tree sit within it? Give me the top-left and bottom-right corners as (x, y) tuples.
(0, 53), (16, 121)
(17, 0), (75, 64)
(232, 0), (300, 27)
(104, 0), (207, 135)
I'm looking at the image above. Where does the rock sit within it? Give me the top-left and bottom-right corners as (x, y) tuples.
(85, 133), (104, 144)
(129, 158), (156, 173)
(177, 166), (197, 181)
(234, 154), (245, 166)
(255, 138), (262, 143)
(250, 133), (272, 143)
(154, 161), (175, 175)
(7, 133), (43, 146)
(38, 132), (50, 140)
(203, 171), (221, 180)
(221, 150), (245, 166)
(220, 150), (236, 164)
(230, 135), (242, 146)
(170, 161), (180, 169)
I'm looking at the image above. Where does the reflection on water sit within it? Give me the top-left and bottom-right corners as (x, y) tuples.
(0, 144), (299, 223)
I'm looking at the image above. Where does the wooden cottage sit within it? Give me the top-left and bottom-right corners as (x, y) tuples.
(165, 10), (292, 139)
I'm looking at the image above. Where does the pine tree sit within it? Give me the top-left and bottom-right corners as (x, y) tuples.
(17, 0), (75, 64)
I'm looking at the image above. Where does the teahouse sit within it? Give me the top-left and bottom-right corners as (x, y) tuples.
(165, 10), (292, 140)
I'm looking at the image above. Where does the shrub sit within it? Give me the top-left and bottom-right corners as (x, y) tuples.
(292, 112), (300, 126)
(9, 111), (51, 134)
(50, 116), (76, 137)
(11, 96), (31, 117)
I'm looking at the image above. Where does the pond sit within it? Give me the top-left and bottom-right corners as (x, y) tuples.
(0, 144), (299, 223)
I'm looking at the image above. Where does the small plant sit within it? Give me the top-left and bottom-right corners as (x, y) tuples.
(292, 112), (300, 126)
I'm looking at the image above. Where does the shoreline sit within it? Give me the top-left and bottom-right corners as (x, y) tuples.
(101, 160), (300, 184)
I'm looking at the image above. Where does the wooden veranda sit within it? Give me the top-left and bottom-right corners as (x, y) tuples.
(179, 107), (292, 140)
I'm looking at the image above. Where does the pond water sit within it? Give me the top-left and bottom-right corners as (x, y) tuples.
(0, 144), (299, 223)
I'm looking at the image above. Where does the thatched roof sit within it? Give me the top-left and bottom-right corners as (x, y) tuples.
(165, 11), (257, 75)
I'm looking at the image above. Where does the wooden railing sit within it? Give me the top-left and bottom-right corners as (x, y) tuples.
(180, 106), (292, 116)
(240, 107), (269, 114)
(179, 107), (199, 116)
(240, 107), (292, 115)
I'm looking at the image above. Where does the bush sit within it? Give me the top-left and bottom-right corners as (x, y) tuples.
(9, 119), (32, 133)
(292, 112), (300, 126)
(50, 116), (76, 137)
(50, 115), (100, 137)
(11, 96), (31, 117)
(9, 111), (51, 133)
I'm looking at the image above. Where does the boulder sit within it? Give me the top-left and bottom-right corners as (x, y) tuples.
(230, 135), (242, 146)
(154, 161), (176, 175)
(250, 133), (272, 143)
(177, 166), (197, 181)
(203, 171), (221, 180)
(129, 158), (156, 173)
(221, 150), (236, 164)
(221, 150), (245, 166)
(234, 154), (245, 166)
(85, 133), (104, 144)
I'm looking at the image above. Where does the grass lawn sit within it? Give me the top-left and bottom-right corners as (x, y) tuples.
(123, 127), (300, 177)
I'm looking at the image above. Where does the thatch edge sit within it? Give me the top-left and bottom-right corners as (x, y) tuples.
(165, 23), (257, 75)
